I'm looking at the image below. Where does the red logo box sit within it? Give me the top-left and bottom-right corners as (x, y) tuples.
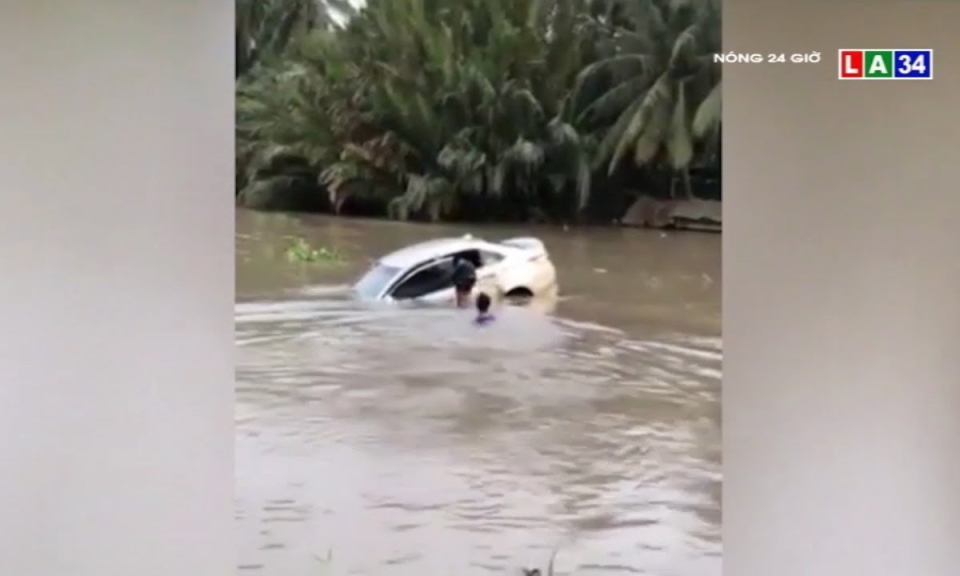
(839, 50), (864, 78)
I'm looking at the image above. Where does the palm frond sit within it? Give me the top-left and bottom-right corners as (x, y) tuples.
(576, 73), (653, 126)
(570, 54), (652, 113)
(236, 0), (721, 219)
(608, 73), (672, 173)
(665, 80), (693, 170)
(592, 94), (643, 168)
(691, 79), (720, 140)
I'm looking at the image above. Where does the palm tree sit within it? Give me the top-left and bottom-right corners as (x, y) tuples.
(569, 0), (721, 199)
(235, 0), (356, 78)
(236, 26), (371, 208)
(311, 0), (601, 222)
(235, 0), (721, 220)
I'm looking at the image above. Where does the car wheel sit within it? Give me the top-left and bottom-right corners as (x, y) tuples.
(504, 287), (534, 304)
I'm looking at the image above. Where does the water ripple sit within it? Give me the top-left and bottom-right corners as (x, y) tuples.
(236, 292), (720, 576)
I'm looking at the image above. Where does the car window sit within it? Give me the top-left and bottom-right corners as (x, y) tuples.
(453, 249), (482, 269)
(452, 249), (503, 269)
(479, 250), (504, 267)
(354, 262), (402, 299)
(389, 257), (456, 300)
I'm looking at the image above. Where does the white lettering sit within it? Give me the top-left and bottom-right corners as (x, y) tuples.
(868, 55), (888, 75)
(843, 54), (860, 75)
(713, 52), (772, 64)
(897, 53), (927, 75)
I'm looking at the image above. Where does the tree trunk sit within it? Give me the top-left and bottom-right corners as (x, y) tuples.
(681, 168), (693, 200)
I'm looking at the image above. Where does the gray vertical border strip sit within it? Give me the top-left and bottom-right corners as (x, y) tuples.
(724, 2), (960, 575)
(0, 3), (234, 575)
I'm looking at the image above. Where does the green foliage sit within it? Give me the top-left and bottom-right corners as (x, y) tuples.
(236, 0), (357, 76)
(570, 0), (722, 195)
(285, 237), (345, 263)
(236, 0), (721, 222)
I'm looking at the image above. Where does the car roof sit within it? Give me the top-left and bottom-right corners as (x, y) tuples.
(379, 235), (500, 268)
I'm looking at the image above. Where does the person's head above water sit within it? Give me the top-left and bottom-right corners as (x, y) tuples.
(474, 292), (495, 324)
(476, 292), (491, 314)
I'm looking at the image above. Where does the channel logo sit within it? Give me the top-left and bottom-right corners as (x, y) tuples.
(838, 49), (933, 80)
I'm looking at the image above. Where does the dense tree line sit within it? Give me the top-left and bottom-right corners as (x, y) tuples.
(236, 0), (721, 223)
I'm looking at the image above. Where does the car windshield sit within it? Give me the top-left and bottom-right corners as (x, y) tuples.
(353, 262), (402, 299)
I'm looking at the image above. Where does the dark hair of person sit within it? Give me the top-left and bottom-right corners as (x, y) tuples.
(476, 292), (491, 313)
(453, 259), (476, 294)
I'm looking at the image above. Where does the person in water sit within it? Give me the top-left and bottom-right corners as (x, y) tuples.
(452, 256), (477, 308)
(474, 292), (495, 324)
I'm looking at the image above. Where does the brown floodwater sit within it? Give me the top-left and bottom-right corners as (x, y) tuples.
(235, 209), (721, 576)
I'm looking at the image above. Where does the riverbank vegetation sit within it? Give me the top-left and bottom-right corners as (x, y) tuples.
(236, 0), (721, 225)
(284, 237), (346, 263)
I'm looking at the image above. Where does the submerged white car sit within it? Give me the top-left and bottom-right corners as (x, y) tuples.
(353, 234), (557, 304)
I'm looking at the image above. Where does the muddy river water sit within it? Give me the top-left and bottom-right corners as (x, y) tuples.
(236, 210), (721, 576)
